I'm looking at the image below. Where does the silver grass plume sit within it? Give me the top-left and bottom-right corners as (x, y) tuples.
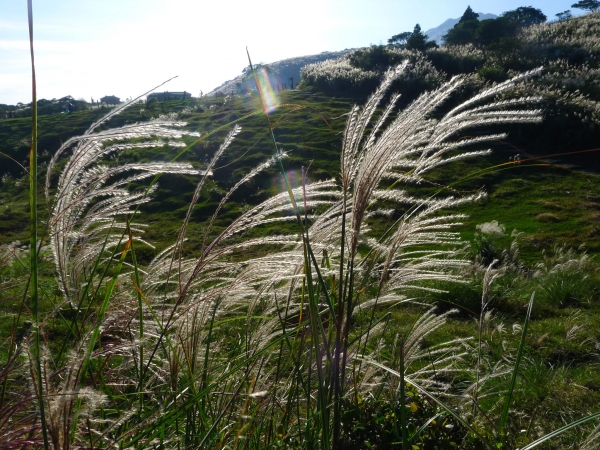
(222, 63), (543, 401)
(45, 109), (204, 306)
(30, 64), (545, 447)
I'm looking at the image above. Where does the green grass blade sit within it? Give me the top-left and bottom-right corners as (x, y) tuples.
(246, 48), (333, 448)
(519, 411), (600, 450)
(128, 223), (145, 414)
(118, 328), (299, 447)
(201, 296), (222, 416)
(498, 292), (534, 440)
(55, 222), (115, 364)
(361, 358), (495, 449)
(407, 412), (443, 444)
(82, 237), (133, 378)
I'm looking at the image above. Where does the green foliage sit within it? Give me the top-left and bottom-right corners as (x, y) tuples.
(442, 20), (478, 46)
(303, 12), (600, 190)
(572, 0), (600, 11)
(534, 247), (600, 311)
(538, 269), (597, 308)
(425, 46), (485, 75)
(349, 45), (403, 71)
(476, 64), (508, 82)
(387, 24), (437, 52)
(1, 96), (90, 119)
(339, 389), (478, 449)
(443, 6), (480, 46)
(387, 31), (411, 46)
(475, 18), (516, 48)
(555, 10), (572, 21)
(502, 6), (547, 28)
(460, 6), (479, 23)
(405, 24), (437, 52)
(444, 6), (545, 48)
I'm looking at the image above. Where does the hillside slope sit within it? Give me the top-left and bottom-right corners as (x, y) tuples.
(2, 87), (600, 263)
(3, 14), (600, 257)
(300, 12), (600, 174)
(206, 49), (354, 96)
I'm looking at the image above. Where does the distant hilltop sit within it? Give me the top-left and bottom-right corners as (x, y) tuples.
(424, 12), (498, 44)
(206, 13), (502, 97)
(207, 50), (354, 96)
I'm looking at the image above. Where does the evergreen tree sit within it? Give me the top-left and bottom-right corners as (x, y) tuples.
(443, 6), (480, 46)
(459, 5), (479, 23)
(502, 6), (547, 27)
(476, 18), (513, 46)
(406, 24), (427, 51)
(405, 24), (437, 51)
(571, 0), (600, 11)
(556, 10), (573, 21)
(388, 31), (412, 46)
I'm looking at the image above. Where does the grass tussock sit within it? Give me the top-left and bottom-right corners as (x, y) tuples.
(535, 212), (561, 222)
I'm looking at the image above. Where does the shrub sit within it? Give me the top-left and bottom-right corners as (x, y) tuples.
(534, 246), (599, 309)
(477, 65), (509, 82)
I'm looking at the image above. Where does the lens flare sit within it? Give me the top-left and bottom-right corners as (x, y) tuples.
(254, 66), (279, 114)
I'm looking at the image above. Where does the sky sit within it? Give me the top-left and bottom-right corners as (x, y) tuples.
(0, 0), (581, 105)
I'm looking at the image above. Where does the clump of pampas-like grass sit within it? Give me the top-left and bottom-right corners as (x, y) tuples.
(2, 62), (549, 449)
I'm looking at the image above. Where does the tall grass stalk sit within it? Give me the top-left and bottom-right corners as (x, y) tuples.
(26, 1), (50, 449)
(248, 47), (334, 448)
(128, 222), (145, 414)
(520, 411), (600, 449)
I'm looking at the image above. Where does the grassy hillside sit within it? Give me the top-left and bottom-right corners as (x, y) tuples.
(300, 12), (600, 171)
(2, 89), (599, 261)
(2, 13), (600, 450)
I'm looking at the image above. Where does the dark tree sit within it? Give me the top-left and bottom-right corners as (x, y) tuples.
(388, 31), (412, 46)
(349, 45), (397, 70)
(459, 5), (479, 22)
(443, 6), (480, 45)
(405, 24), (437, 51)
(476, 18), (514, 46)
(571, 0), (600, 11)
(556, 10), (573, 21)
(146, 97), (158, 114)
(502, 6), (547, 27)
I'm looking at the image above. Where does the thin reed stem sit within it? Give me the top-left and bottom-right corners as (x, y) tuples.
(27, 1), (49, 448)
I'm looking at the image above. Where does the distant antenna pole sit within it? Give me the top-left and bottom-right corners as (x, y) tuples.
(289, 77), (294, 90)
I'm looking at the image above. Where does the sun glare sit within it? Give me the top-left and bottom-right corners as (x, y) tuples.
(254, 66), (279, 114)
